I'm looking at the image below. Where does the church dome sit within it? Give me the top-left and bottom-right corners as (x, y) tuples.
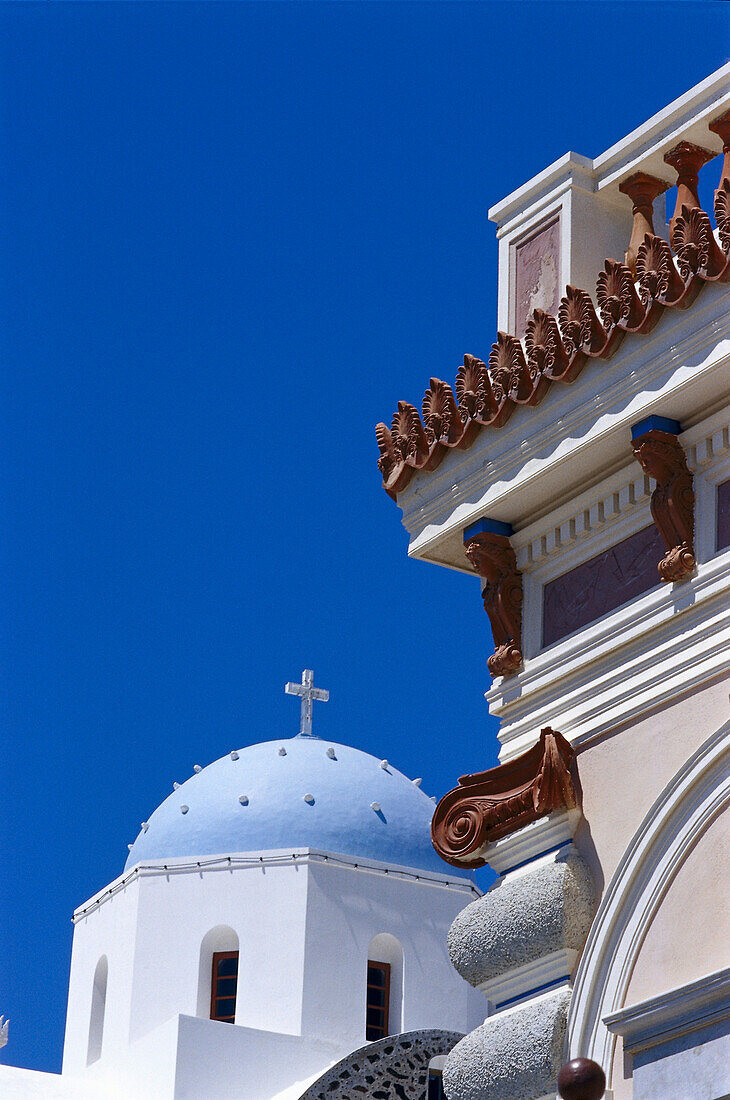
(125, 735), (468, 877)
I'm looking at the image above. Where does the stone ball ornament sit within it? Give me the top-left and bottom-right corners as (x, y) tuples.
(557, 1057), (606, 1100)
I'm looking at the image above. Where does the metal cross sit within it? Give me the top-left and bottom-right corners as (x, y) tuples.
(284, 669), (329, 737)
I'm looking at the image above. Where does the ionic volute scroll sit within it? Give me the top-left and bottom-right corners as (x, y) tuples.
(463, 520), (523, 678)
(431, 727), (579, 868)
(631, 419), (695, 583)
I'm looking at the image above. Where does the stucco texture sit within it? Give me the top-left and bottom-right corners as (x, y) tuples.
(447, 850), (594, 987)
(442, 988), (571, 1100)
(574, 678), (728, 891)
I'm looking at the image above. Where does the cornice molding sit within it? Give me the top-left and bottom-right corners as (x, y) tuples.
(402, 298), (729, 564)
(604, 966), (730, 1055)
(73, 847), (480, 922)
(376, 137), (730, 505)
(479, 949), (577, 1011)
(489, 549), (730, 760)
(511, 409), (729, 575)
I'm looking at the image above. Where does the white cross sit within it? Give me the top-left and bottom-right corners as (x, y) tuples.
(284, 669), (329, 737)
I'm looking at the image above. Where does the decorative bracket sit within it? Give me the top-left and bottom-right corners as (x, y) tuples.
(631, 417), (695, 583)
(463, 519), (523, 678)
(431, 727), (579, 868)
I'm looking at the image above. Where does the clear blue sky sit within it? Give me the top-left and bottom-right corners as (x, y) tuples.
(1, 1), (727, 1076)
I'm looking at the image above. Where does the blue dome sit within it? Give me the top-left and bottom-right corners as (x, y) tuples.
(125, 736), (469, 878)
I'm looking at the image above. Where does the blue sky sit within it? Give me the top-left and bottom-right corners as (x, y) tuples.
(1, 1), (727, 1076)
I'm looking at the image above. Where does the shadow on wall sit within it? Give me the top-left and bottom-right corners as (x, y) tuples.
(87, 955), (108, 1066)
(368, 933), (404, 1037)
(197, 925), (239, 1021)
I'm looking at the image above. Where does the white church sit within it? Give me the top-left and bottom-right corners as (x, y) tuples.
(2, 65), (729, 1100)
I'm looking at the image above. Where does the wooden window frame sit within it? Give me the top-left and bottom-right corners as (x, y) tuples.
(365, 960), (391, 1041)
(210, 950), (239, 1024)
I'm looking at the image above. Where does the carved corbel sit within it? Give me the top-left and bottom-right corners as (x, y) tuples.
(431, 727), (579, 868)
(618, 172), (669, 276)
(632, 423), (695, 582)
(464, 524), (523, 677)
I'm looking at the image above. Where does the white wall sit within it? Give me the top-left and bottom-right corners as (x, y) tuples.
(62, 850), (480, 1099)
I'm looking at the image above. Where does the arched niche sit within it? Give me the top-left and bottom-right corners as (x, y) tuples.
(197, 924), (240, 1020)
(86, 954), (108, 1065)
(368, 932), (404, 1037)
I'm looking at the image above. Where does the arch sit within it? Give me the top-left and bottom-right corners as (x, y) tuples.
(197, 925), (239, 1020)
(368, 933), (404, 1037)
(86, 955), (108, 1065)
(567, 722), (729, 1082)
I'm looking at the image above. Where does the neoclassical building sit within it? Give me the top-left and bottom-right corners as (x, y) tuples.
(376, 64), (730, 1100)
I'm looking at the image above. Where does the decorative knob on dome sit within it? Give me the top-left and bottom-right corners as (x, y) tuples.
(557, 1058), (606, 1100)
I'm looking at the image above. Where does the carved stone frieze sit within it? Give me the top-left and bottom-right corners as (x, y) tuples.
(431, 727), (579, 868)
(464, 531), (523, 678)
(632, 429), (695, 582)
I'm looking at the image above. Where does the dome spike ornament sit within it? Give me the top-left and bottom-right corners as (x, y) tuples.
(284, 669), (330, 738)
(193, 764), (202, 773)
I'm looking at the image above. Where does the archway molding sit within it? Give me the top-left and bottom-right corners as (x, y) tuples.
(567, 721), (729, 1081)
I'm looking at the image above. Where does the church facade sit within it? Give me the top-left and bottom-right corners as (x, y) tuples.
(376, 64), (730, 1100)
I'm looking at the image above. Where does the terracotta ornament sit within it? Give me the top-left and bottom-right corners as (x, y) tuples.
(618, 172), (669, 275)
(464, 531), (523, 678)
(557, 1058), (606, 1100)
(455, 353), (511, 429)
(709, 110), (730, 252)
(376, 131), (730, 500)
(431, 728), (579, 868)
(664, 140), (715, 241)
(632, 429), (695, 582)
(422, 377), (465, 449)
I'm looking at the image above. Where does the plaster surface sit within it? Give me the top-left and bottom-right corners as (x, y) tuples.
(442, 988), (571, 1100)
(447, 850), (594, 989)
(125, 736), (460, 878)
(573, 678), (729, 893)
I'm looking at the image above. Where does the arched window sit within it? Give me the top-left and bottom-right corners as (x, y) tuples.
(197, 925), (239, 1024)
(86, 955), (108, 1065)
(366, 933), (403, 1040)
